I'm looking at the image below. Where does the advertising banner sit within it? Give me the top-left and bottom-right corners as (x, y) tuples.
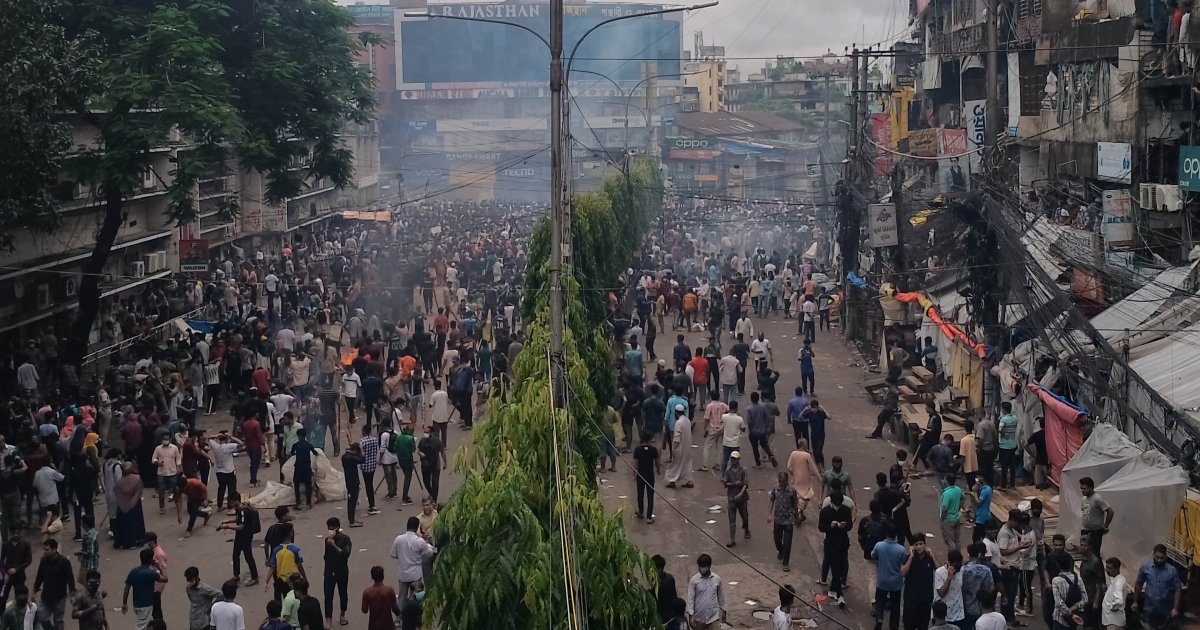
(1097, 142), (1132, 184)
(965, 99), (986, 174)
(908, 128), (940, 157)
(938, 129), (969, 193)
(1101, 189), (1135, 251)
(179, 239), (209, 273)
(867, 203), (899, 248)
(670, 149), (720, 160)
(870, 113), (893, 176)
(1179, 145), (1200, 191)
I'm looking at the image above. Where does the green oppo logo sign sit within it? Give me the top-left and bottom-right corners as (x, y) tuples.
(668, 137), (710, 149)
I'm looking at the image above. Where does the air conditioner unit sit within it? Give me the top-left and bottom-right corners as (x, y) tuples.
(142, 166), (155, 189)
(144, 254), (158, 274)
(36, 284), (51, 310)
(154, 251), (168, 270)
(64, 278), (77, 297)
(1139, 183), (1184, 212)
(168, 127), (182, 143)
(73, 181), (86, 200)
(131, 261), (145, 278)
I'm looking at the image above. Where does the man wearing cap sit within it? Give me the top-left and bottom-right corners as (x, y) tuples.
(723, 451), (750, 547)
(720, 401), (746, 475)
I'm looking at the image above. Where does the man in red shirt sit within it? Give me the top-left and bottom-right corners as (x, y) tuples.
(688, 348), (710, 394)
(360, 565), (400, 630)
(243, 415), (265, 487)
(175, 474), (210, 537)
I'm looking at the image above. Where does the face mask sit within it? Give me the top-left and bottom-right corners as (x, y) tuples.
(415, 590), (426, 602)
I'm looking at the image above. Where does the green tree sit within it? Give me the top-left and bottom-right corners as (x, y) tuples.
(432, 160), (664, 628)
(30, 0), (376, 369)
(0, 0), (95, 251)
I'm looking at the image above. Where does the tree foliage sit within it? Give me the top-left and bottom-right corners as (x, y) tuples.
(0, 0), (95, 251)
(430, 158), (664, 629)
(18, 0), (377, 367)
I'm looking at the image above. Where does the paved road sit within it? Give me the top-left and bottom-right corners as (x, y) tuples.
(602, 313), (951, 629)
(66, 312), (951, 629)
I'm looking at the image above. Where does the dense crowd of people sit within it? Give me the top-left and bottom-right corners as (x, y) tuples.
(0, 195), (1185, 630)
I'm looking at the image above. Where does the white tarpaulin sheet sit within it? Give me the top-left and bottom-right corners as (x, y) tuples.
(1058, 424), (1142, 543)
(1128, 322), (1200, 410)
(1089, 263), (1197, 342)
(1094, 452), (1188, 563)
(248, 448), (346, 508)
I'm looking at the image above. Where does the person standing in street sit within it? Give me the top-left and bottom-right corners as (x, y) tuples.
(996, 402), (1019, 489)
(358, 426), (380, 516)
(121, 547), (165, 630)
(974, 415), (997, 486)
(720, 401), (746, 474)
(685, 554), (725, 630)
(818, 492), (852, 608)
(798, 339), (816, 396)
(1079, 476), (1114, 556)
(361, 565), (400, 630)
(786, 440), (821, 525)
(340, 444), (363, 527)
(322, 517), (351, 628)
(745, 392), (777, 468)
(700, 391), (727, 473)
(652, 555), (678, 624)
(717, 352), (739, 404)
(901, 533), (938, 630)
(723, 451), (750, 547)
(1134, 544), (1182, 629)
(768, 471), (800, 571)
(209, 580), (245, 630)
(872, 523), (906, 630)
(389, 517), (434, 597)
(217, 494), (260, 586)
(800, 398), (829, 467)
(71, 570), (105, 630)
(633, 432), (660, 523)
(664, 406), (693, 489)
(341, 363), (362, 426)
(184, 566), (221, 630)
(939, 475), (964, 552)
(417, 425), (446, 505)
(1102, 557), (1128, 630)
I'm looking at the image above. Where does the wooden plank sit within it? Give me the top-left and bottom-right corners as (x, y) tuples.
(904, 375), (926, 390)
(949, 386), (968, 401)
(912, 365), (934, 382)
(899, 385), (916, 396)
(987, 485), (1059, 522)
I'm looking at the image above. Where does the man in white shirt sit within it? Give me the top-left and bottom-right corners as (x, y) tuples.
(720, 400), (746, 474)
(1102, 557), (1128, 629)
(749, 333), (773, 370)
(428, 380), (452, 445)
(264, 272), (280, 313)
(734, 315), (754, 342)
(389, 516), (435, 595)
(209, 432), (243, 510)
(209, 580), (246, 630)
(801, 295), (818, 341)
(341, 365), (362, 425)
(975, 589), (1006, 630)
(717, 353), (740, 404)
(16, 360), (38, 397)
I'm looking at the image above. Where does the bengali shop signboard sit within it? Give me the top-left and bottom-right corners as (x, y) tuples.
(1102, 190), (1134, 251)
(867, 203), (899, 248)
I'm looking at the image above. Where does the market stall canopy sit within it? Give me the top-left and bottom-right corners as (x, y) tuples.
(1058, 423), (1143, 543)
(1093, 451), (1188, 567)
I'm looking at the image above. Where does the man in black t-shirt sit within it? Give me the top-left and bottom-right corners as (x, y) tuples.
(1027, 417), (1049, 490)
(293, 577), (324, 630)
(261, 506), (293, 566)
(417, 427), (445, 504)
(632, 432), (660, 524)
(217, 494), (259, 586)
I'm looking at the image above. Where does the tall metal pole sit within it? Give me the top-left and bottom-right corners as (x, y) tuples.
(549, 0), (566, 408)
(984, 0), (1000, 148)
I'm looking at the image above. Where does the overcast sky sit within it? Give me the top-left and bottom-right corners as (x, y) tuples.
(339, 0), (907, 73)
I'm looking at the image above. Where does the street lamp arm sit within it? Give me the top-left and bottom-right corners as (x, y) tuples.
(564, 1), (718, 80)
(569, 69), (624, 94)
(402, 11), (551, 49)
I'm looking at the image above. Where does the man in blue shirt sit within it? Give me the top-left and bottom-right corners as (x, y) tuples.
(1135, 544), (1182, 627)
(871, 523), (906, 630)
(973, 479), (993, 543)
(123, 547), (167, 624)
(786, 387), (810, 449)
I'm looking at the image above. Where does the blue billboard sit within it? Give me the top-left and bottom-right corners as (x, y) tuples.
(399, 3), (682, 86)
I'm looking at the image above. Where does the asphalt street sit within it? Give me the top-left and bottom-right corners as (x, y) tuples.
(68, 313), (953, 629)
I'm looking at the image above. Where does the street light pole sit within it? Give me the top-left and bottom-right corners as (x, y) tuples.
(549, 0), (567, 408)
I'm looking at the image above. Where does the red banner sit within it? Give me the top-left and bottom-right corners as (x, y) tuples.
(870, 113), (893, 176)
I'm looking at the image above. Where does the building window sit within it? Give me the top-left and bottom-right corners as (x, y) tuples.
(1017, 0), (1042, 19)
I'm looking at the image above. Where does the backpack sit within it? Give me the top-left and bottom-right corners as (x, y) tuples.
(382, 431), (398, 455)
(242, 507), (261, 535)
(1063, 574), (1083, 609)
(858, 515), (885, 554)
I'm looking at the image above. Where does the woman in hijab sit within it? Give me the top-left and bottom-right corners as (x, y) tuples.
(112, 462), (145, 549)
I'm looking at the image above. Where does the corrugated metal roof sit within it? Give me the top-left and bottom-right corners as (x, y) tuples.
(675, 111), (801, 136)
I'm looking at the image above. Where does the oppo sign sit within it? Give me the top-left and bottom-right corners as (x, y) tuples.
(669, 137), (711, 149)
(1181, 146), (1200, 192)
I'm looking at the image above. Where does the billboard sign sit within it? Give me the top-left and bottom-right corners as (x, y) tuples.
(670, 149), (719, 160)
(400, 3), (681, 87)
(667, 137), (712, 149)
(179, 239), (209, 273)
(965, 99), (986, 174)
(867, 203), (899, 248)
(1179, 145), (1200, 191)
(1096, 142), (1132, 184)
(1102, 190), (1134, 251)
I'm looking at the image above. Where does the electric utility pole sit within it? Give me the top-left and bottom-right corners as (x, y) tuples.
(549, 0), (566, 408)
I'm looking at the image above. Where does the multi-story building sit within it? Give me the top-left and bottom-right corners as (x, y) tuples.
(662, 111), (819, 201)
(375, 0), (685, 203)
(682, 32), (727, 113)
